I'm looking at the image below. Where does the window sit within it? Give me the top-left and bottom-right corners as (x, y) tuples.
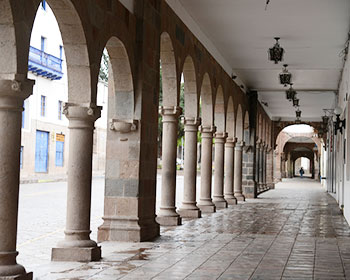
(41, 95), (46, 117)
(59, 45), (63, 60)
(41, 36), (46, 52)
(58, 100), (63, 120)
(20, 146), (23, 169)
(41, 0), (46, 11)
(55, 134), (65, 167)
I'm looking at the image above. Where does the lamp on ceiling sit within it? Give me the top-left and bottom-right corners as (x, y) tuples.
(293, 98), (299, 107)
(334, 106), (346, 135)
(279, 64), (292, 86)
(268, 37), (284, 64)
(286, 83), (297, 101)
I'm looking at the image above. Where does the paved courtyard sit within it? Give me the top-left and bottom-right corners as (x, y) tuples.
(18, 178), (350, 279)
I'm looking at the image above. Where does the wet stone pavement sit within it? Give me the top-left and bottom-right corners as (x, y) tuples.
(34, 179), (350, 279)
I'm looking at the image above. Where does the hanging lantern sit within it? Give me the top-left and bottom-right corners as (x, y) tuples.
(268, 37), (285, 64)
(296, 108), (302, 118)
(286, 83), (297, 101)
(293, 98), (299, 107)
(322, 115), (329, 125)
(279, 64), (292, 86)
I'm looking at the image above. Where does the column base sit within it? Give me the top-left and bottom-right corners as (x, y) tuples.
(51, 246), (101, 262)
(225, 197), (237, 205)
(156, 215), (181, 226)
(235, 194), (245, 201)
(98, 216), (160, 242)
(177, 209), (201, 218)
(213, 200), (228, 209)
(0, 272), (33, 280)
(198, 204), (216, 213)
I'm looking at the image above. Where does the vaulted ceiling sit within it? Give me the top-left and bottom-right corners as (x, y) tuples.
(174, 0), (350, 121)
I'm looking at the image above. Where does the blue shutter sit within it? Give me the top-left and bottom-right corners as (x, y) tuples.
(55, 141), (64, 167)
(35, 130), (49, 172)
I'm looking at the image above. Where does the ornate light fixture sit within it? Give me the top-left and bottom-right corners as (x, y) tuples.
(279, 64), (292, 86)
(296, 108), (301, 118)
(293, 98), (299, 107)
(334, 106), (346, 135)
(286, 83), (297, 101)
(268, 37), (284, 64)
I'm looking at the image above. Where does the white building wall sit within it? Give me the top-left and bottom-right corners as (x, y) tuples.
(20, 2), (107, 181)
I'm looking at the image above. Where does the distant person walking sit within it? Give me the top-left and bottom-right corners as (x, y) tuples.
(299, 167), (304, 178)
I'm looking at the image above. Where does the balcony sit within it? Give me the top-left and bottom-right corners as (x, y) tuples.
(28, 46), (63, 80)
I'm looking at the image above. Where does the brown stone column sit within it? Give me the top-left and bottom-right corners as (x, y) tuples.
(263, 145), (267, 189)
(259, 142), (264, 190)
(156, 106), (182, 226)
(178, 117), (201, 218)
(213, 132), (228, 208)
(0, 78), (34, 279)
(234, 141), (245, 201)
(52, 103), (102, 262)
(198, 126), (216, 213)
(224, 137), (237, 205)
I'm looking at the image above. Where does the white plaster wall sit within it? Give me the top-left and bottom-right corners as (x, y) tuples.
(20, 3), (108, 179)
(335, 48), (350, 223)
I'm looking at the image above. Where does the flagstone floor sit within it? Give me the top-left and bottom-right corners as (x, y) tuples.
(32, 178), (350, 279)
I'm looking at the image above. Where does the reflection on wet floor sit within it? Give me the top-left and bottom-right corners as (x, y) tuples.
(36, 179), (350, 279)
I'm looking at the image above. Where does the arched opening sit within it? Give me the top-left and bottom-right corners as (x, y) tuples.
(17, 0), (104, 269)
(214, 86), (225, 133)
(275, 124), (320, 182)
(226, 96), (235, 140)
(236, 104), (243, 142)
(294, 156), (311, 177)
(201, 73), (214, 127)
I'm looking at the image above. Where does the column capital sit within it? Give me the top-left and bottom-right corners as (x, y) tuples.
(235, 140), (245, 149)
(63, 103), (102, 128)
(214, 132), (228, 143)
(0, 76), (35, 110)
(199, 125), (216, 138)
(159, 105), (182, 119)
(184, 117), (201, 132)
(225, 137), (237, 148)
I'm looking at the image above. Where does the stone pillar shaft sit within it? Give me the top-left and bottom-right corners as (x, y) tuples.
(198, 126), (216, 213)
(256, 143), (261, 189)
(234, 141), (245, 201)
(156, 106), (182, 226)
(259, 144), (264, 188)
(263, 146), (267, 188)
(52, 103), (102, 262)
(178, 118), (201, 218)
(224, 138), (237, 205)
(213, 132), (228, 208)
(0, 78), (34, 279)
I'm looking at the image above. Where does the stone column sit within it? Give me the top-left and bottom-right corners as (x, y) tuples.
(156, 106), (182, 226)
(281, 152), (286, 178)
(234, 141), (245, 201)
(224, 137), (237, 205)
(178, 117), (201, 218)
(259, 142), (264, 190)
(256, 141), (261, 190)
(263, 145), (267, 189)
(52, 103), (102, 262)
(213, 132), (228, 208)
(0, 77), (34, 279)
(198, 126), (216, 213)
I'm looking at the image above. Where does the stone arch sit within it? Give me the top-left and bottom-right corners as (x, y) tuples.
(226, 96), (235, 138)
(104, 37), (134, 120)
(200, 73), (213, 127)
(236, 104), (243, 141)
(182, 56), (198, 118)
(243, 111), (250, 144)
(214, 85), (225, 133)
(41, 0), (91, 103)
(0, 0), (18, 78)
(160, 32), (178, 107)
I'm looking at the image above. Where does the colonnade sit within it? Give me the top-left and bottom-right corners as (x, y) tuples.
(157, 118), (247, 225)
